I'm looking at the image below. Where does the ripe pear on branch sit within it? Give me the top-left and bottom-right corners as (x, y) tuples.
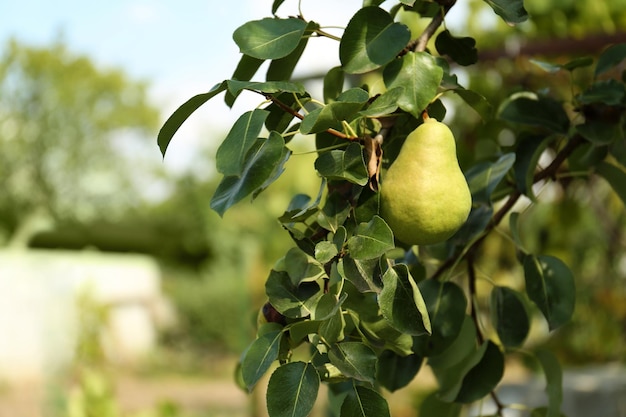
(380, 115), (472, 246)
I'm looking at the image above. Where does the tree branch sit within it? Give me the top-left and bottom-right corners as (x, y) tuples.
(403, 0), (457, 54)
(262, 93), (351, 140)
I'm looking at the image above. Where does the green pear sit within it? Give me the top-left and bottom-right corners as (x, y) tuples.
(380, 118), (471, 246)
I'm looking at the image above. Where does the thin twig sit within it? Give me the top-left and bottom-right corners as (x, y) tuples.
(403, 0), (457, 54)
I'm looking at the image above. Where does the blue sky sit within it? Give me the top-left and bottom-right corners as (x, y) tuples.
(0, 1), (363, 170)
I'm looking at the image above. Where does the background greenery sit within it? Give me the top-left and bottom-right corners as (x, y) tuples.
(1, 0), (625, 415)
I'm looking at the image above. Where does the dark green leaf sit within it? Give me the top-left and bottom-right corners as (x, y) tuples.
(418, 392), (462, 417)
(288, 320), (321, 344)
(413, 280), (467, 356)
(535, 349), (563, 417)
(340, 7), (411, 74)
(465, 153), (516, 205)
(595, 161), (626, 206)
(225, 55), (264, 107)
(376, 351), (422, 392)
(577, 79), (626, 106)
(379, 264), (431, 336)
(227, 79), (306, 96)
(435, 30), (478, 66)
(271, 0), (286, 15)
(359, 87), (403, 117)
(319, 309), (346, 344)
(482, 0), (528, 24)
(266, 362), (320, 417)
(498, 93), (570, 134)
(340, 385), (390, 417)
(347, 215), (395, 260)
(324, 66), (345, 102)
(454, 341), (505, 403)
(328, 342), (377, 383)
(576, 120), (624, 145)
(509, 211), (526, 252)
(267, 22), (317, 81)
(317, 192), (352, 233)
(242, 330), (283, 391)
(315, 142), (368, 185)
(448, 204), (493, 246)
(523, 255), (576, 330)
(341, 256), (381, 293)
(265, 269), (322, 319)
(513, 134), (555, 199)
(233, 18), (308, 60)
(301, 88), (369, 134)
(211, 132), (290, 216)
(158, 82), (227, 157)
(216, 109), (269, 176)
(595, 43), (626, 76)
(383, 52), (443, 118)
(285, 247), (326, 285)
(491, 286), (530, 347)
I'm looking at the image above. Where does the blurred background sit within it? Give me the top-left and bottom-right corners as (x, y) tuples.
(0, 1), (625, 417)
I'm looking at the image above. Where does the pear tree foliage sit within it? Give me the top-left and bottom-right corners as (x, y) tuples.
(158, 1), (626, 416)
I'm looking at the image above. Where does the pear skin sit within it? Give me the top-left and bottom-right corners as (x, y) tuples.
(380, 118), (471, 246)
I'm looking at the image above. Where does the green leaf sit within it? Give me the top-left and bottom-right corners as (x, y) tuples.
(530, 408), (566, 417)
(225, 55), (264, 107)
(324, 66), (345, 102)
(418, 392), (462, 417)
(379, 264), (431, 336)
(491, 286), (530, 348)
(288, 320), (321, 344)
(482, 0), (528, 24)
(341, 256), (381, 293)
(216, 109), (269, 176)
(339, 6), (411, 74)
(523, 255), (576, 331)
(576, 120), (624, 145)
(267, 21), (317, 81)
(265, 269), (322, 319)
(340, 385), (391, 417)
(596, 161), (626, 206)
(465, 153), (516, 205)
(285, 247), (327, 285)
(271, 0), (286, 15)
(211, 132), (290, 216)
(328, 342), (377, 383)
(530, 57), (593, 73)
(266, 362), (320, 417)
(509, 211), (527, 252)
(383, 52), (444, 118)
(279, 188), (322, 223)
(498, 93), (570, 134)
(158, 82), (227, 157)
(413, 280), (467, 356)
(315, 241), (339, 264)
(359, 87), (403, 117)
(595, 43), (626, 76)
(347, 215), (395, 260)
(233, 18), (308, 60)
(318, 192), (352, 233)
(227, 79), (306, 96)
(577, 79), (626, 106)
(454, 341), (505, 403)
(535, 350), (563, 417)
(241, 330), (283, 391)
(319, 309), (346, 344)
(300, 88), (369, 134)
(435, 30), (478, 66)
(315, 142), (369, 185)
(376, 351), (422, 392)
(513, 134), (555, 199)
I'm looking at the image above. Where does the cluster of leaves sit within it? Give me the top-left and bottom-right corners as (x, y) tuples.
(158, 1), (626, 416)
